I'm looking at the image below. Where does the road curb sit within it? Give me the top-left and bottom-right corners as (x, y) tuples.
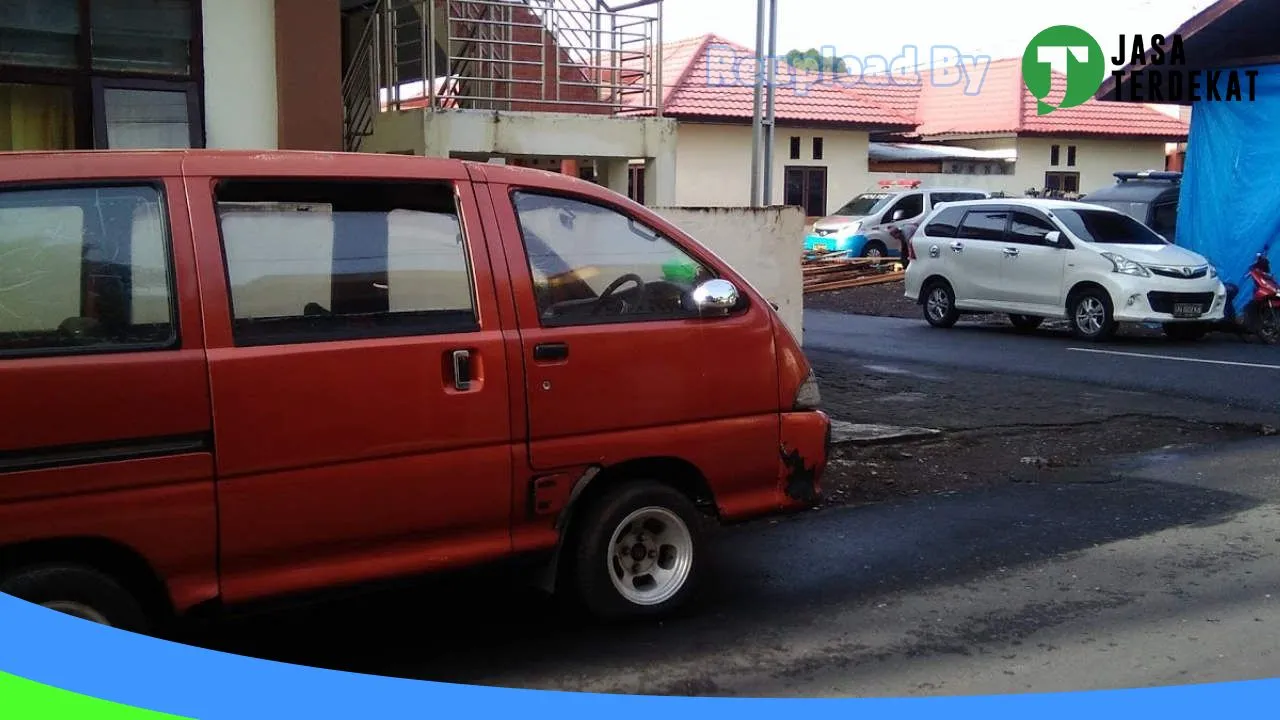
(829, 420), (942, 446)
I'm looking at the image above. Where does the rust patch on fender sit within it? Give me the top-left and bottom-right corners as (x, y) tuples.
(781, 444), (820, 504)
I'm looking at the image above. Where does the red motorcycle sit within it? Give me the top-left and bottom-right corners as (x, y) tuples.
(1219, 253), (1280, 344)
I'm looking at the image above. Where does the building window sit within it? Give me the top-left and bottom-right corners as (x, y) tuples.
(628, 164), (646, 205)
(0, 83), (77, 150)
(783, 166), (827, 217)
(213, 179), (479, 347)
(812, 137), (823, 160)
(1050, 144), (1061, 166)
(1067, 145), (1077, 167)
(0, 0), (203, 151)
(90, 0), (194, 75)
(789, 136), (801, 160)
(1044, 171), (1080, 195)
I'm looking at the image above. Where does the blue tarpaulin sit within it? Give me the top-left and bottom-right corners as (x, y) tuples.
(1177, 64), (1280, 315)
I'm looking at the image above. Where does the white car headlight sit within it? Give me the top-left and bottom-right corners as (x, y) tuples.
(1208, 265), (1218, 278)
(1101, 252), (1150, 278)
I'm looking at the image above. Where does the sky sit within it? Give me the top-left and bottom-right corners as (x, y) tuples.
(661, 0), (1215, 73)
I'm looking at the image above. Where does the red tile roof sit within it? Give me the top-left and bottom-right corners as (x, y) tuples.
(619, 34), (917, 129)
(619, 39), (1187, 141)
(887, 58), (1189, 140)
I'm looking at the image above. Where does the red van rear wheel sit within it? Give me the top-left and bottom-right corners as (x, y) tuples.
(569, 481), (704, 620)
(0, 563), (149, 633)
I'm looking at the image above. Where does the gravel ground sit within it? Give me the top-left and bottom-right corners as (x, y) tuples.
(804, 280), (923, 320)
(806, 348), (1280, 510)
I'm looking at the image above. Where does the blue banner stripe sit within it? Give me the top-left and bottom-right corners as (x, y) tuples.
(0, 593), (1276, 719)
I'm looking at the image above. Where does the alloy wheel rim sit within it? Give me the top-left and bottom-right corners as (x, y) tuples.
(927, 288), (950, 321)
(607, 506), (694, 606)
(1076, 297), (1105, 335)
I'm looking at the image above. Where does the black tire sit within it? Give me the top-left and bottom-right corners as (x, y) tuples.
(1067, 288), (1116, 341)
(861, 240), (888, 260)
(0, 563), (149, 633)
(922, 279), (960, 328)
(568, 481), (704, 620)
(1253, 306), (1280, 345)
(1008, 314), (1044, 333)
(1163, 322), (1208, 342)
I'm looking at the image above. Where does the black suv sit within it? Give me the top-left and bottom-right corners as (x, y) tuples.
(1080, 171), (1182, 241)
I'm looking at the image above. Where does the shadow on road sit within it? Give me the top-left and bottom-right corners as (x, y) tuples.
(934, 320), (1265, 349)
(177, 470), (1264, 689)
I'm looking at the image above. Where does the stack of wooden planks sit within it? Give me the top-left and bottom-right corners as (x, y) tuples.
(802, 254), (905, 294)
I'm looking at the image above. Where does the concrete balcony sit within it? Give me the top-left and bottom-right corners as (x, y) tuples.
(340, 0), (675, 204)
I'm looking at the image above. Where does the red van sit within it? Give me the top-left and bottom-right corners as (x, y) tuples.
(0, 150), (830, 633)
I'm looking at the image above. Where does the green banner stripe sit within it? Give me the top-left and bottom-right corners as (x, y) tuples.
(0, 671), (192, 720)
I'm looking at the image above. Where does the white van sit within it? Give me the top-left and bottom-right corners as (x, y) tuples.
(804, 184), (990, 258)
(903, 198), (1227, 341)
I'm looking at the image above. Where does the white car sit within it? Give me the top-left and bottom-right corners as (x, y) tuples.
(902, 198), (1227, 341)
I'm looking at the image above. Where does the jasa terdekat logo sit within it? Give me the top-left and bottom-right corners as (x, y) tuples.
(1022, 25), (1259, 112)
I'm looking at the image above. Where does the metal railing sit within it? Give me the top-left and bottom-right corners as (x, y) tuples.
(341, 11), (378, 152)
(341, 0), (663, 150)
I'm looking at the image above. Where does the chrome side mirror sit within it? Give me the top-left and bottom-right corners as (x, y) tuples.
(691, 278), (739, 315)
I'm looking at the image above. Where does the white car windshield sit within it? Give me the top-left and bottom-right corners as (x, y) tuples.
(833, 193), (895, 217)
(1052, 208), (1169, 246)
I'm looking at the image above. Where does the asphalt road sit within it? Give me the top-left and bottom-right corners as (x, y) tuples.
(182, 310), (1280, 697)
(803, 310), (1280, 413)
(198, 438), (1280, 697)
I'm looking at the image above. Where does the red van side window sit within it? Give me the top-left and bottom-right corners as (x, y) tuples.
(212, 179), (479, 346)
(509, 191), (715, 327)
(0, 184), (176, 357)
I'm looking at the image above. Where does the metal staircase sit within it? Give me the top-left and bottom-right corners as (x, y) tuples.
(341, 0), (663, 152)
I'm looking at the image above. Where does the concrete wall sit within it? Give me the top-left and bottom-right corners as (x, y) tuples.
(872, 136), (1170, 197)
(652, 206), (806, 345)
(363, 111), (425, 155)
(1013, 136), (1169, 196)
(367, 109), (677, 157)
(364, 109), (680, 205)
(203, 0), (279, 149)
(673, 123), (872, 214)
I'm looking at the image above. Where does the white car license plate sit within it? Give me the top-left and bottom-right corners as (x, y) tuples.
(1173, 303), (1202, 318)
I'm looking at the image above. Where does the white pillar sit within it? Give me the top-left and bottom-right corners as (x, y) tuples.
(643, 119), (677, 207)
(644, 154), (676, 207)
(202, 0), (279, 149)
(597, 158), (631, 196)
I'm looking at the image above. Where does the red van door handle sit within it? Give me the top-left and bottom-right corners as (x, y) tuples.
(533, 342), (569, 362)
(451, 349), (472, 391)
